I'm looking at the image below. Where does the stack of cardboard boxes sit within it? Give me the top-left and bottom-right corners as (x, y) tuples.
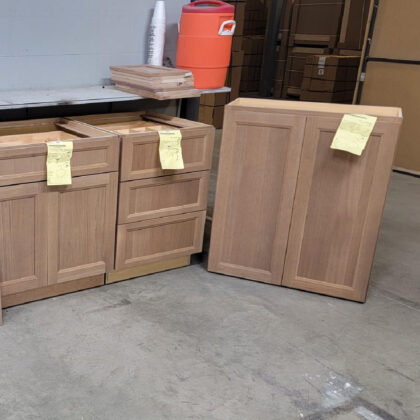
(273, 0), (295, 97)
(199, 92), (230, 129)
(199, 0), (245, 128)
(281, 0), (345, 98)
(275, 0), (370, 101)
(300, 55), (360, 102)
(240, 35), (265, 92)
(239, 0), (271, 93)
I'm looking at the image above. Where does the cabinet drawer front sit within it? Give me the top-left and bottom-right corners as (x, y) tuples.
(0, 137), (120, 186)
(115, 211), (206, 270)
(118, 171), (209, 223)
(120, 127), (214, 181)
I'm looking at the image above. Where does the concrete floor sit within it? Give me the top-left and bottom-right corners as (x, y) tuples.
(0, 168), (419, 419)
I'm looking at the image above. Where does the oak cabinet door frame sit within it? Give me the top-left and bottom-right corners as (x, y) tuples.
(47, 172), (118, 284)
(282, 116), (400, 301)
(120, 127), (214, 181)
(116, 211), (206, 270)
(0, 182), (48, 295)
(118, 171), (209, 224)
(208, 108), (307, 284)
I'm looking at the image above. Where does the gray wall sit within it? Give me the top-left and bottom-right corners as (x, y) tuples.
(0, 0), (185, 91)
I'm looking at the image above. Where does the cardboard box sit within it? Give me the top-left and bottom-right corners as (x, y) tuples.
(306, 55), (361, 67)
(200, 92), (230, 107)
(226, 66), (243, 100)
(234, 2), (246, 36)
(273, 79), (284, 98)
(230, 50), (245, 67)
(301, 77), (356, 92)
(199, 105), (225, 129)
(290, 0), (344, 47)
(338, 0), (370, 51)
(303, 63), (359, 81)
(232, 36), (243, 52)
(300, 90), (354, 102)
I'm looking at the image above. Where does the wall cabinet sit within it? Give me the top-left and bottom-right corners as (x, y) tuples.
(209, 99), (402, 302)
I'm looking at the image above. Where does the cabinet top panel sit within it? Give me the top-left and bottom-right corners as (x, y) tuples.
(70, 112), (211, 136)
(229, 98), (403, 120)
(0, 117), (116, 148)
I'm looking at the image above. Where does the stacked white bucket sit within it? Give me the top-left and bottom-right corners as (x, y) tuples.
(147, 1), (166, 66)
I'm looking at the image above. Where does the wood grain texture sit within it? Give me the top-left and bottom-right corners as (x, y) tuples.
(120, 126), (214, 181)
(2, 275), (104, 309)
(0, 182), (48, 296)
(115, 211), (206, 270)
(282, 116), (401, 301)
(0, 118), (119, 187)
(118, 171), (209, 223)
(69, 112), (214, 181)
(106, 256), (190, 284)
(208, 107), (306, 284)
(47, 172), (118, 284)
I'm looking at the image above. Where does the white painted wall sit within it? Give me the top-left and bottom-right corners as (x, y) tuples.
(0, 0), (185, 91)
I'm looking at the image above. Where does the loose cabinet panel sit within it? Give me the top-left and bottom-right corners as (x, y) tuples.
(118, 171), (209, 223)
(47, 173), (118, 284)
(208, 108), (306, 284)
(116, 211), (206, 270)
(282, 116), (400, 301)
(0, 183), (48, 296)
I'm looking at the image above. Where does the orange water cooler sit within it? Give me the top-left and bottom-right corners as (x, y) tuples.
(176, 1), (235, 89)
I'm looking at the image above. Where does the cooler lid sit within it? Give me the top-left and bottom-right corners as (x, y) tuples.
(182, 1), (234, 14)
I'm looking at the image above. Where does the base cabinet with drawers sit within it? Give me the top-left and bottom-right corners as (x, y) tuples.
(209, 99), (402, 302)
(0, 112), (214, 322)
(71, 112), (214, 285)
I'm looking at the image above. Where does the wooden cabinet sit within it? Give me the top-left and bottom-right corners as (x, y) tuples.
(71, 112), (214, 284)
(0, 182), (48, 296)
(282, 116), (401, 301)
(0, 174), (118, 299)
(47, 173), (118, 284)
(115, 211), (206, 270)
(209, 99), (402, 302)
(0, 118), (119, 187)
(118, 172), (209, 223)
(208, 108), (306, 284)
(0, 118), (120, 309)
(0, 111), (213, 319)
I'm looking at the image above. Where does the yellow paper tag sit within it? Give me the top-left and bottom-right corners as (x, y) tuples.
(330, 114), (377, 156)
(158, 130), (184, 170)
(46, 141), (73, 186)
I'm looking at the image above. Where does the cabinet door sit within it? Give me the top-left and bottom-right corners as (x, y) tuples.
(283, 116), (400, 301)
(0, 183), (48, 295)
(47, 172), (118, 284)
(208, 108), (306, 284)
